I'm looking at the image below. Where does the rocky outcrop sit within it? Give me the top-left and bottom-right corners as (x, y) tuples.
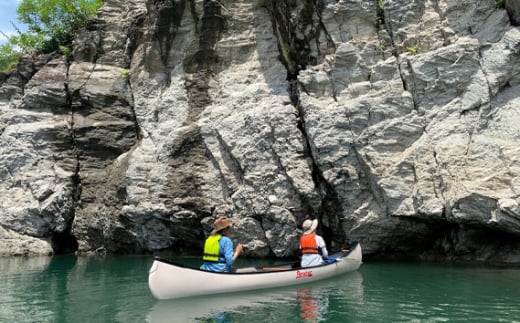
(1, 0), (520, 263)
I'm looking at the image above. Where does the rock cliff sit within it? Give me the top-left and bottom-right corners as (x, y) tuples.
(1, 0), (520, 263)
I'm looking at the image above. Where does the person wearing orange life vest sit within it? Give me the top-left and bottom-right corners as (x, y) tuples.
(299, 219), (328, 267)
(201, 217), (243, 272)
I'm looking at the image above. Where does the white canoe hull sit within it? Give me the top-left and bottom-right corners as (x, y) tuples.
(148, 243), (362, 300)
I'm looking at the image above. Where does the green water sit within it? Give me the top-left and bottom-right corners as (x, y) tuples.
(1, 255), (519, 323)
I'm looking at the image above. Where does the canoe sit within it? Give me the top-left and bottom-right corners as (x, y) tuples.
(148, 242), (362, 300)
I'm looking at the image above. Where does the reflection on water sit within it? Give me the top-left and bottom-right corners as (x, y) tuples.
(0, 256), (77, 322)
(148, 290), (291, 322)
(0, 255), (155, 323)
(147, 272), (364, 323)
(297, 287), (330, 322)
(297, 288), (321, 322)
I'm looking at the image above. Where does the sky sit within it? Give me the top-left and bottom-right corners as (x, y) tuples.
(0, 0), (26, 45)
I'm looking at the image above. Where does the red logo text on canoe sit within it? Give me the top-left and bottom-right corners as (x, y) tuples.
(296, 270), (313, 279)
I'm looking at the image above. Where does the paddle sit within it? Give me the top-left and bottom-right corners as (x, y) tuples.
(324, 249), (350, 263)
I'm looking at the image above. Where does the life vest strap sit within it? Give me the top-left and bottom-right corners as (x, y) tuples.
(301, 247), (319, 254)
(203, 253), (226, 263)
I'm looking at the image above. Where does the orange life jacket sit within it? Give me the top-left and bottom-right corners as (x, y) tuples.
(300, 233), (319, 254)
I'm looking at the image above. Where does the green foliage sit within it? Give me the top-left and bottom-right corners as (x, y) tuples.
(0, 0), (103, 71)
(59, 45), (71, 56)
(406, 44), (419, 55)
(120, 69), (130, 79)
(496, 0), (505, 9)
(16, 0), (103, 53)
(0, 43), (21, 73)
(378, 0), (385, 10)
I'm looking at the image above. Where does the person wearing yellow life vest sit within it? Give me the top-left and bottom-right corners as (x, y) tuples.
(201, 217), (243, 272)
(300, 219), (328, 267)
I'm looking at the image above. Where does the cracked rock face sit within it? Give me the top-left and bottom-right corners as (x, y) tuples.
(1, 0), (520, 263)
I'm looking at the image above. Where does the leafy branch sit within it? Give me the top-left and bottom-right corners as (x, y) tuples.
(0, 0), (104, 72)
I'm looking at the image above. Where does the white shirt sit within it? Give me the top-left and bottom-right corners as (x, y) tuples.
(300, 234), (328, 267)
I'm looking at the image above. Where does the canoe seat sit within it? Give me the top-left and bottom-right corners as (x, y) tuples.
(261, 266), (292, 272)
(235, 267), (258, 273)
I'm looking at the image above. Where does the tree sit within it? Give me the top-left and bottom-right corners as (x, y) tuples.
(0, 0), (103, 72)
(16, 0), (104, 53)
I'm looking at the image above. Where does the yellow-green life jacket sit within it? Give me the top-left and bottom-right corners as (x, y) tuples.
(203, 234), (224, 263)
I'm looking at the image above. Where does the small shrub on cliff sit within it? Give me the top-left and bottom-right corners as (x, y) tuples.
(0, 43), (21, 73)
(120, 69), (130, 80)
(406, 44), (419, 55)
(59, 45), (72, 56)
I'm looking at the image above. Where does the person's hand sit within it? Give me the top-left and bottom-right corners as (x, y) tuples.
(233, 243), (243, 260)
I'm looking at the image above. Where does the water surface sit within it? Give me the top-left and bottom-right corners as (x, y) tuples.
(1, 256), (519, 322)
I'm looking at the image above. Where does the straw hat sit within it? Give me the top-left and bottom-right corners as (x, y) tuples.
(212, 217), (231, 234)
(303, 219), (318, 234)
